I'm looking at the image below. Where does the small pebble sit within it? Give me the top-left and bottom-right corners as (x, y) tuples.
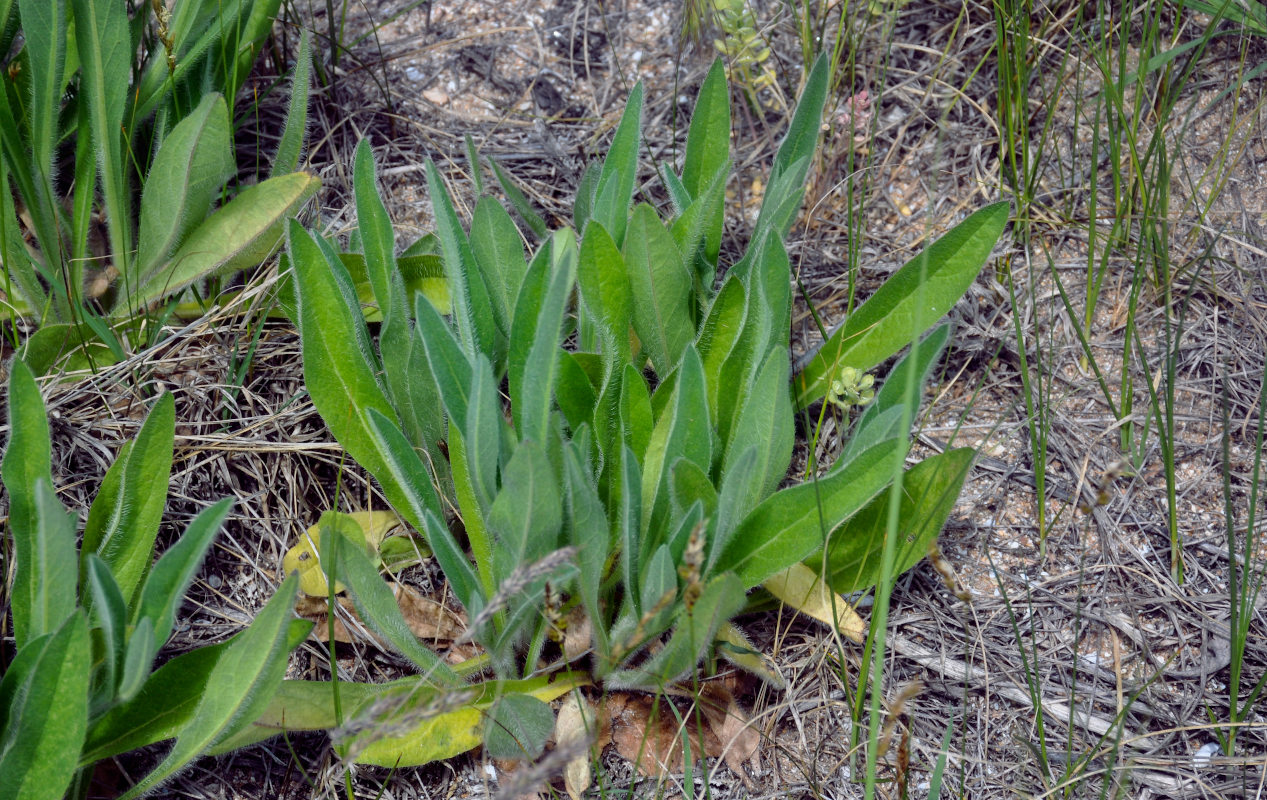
(1193, 741), (1220, 769)
(405, 66), (424, 82)
(207, 574), (223, 589)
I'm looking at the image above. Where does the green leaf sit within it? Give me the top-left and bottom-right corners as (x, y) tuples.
(639, 543), (677, 618)
(793, 201), (1008, 409)
(206, 677), (401, 755)
(0, 612), (90, 800)
(136, 94), (235, 280)
(624, 204), (694, 375)
(670, 458), (717, 528)
(448, 421), (497, 598)
(471, 196), (529, 336)
(489, 157), (549, 240)
(607, 573), (745, 689)
(81, 636), (220, 765)
(717, 437), (905, 588)
(617, 445), (643, 617)
(489, 440), (563, 576)
(465, 354), (502, 512)
(361, 407), (446, 533)
(121, 172), (320, 314)
(577, 222), (632, 360)
(419, 508), (484, 613)
(509, 233), (576, 445)
(2, 357), (57, 647)
(681, 59), (731, 201)
(70, 0), (131, 279)
(323, 515), (461, 685)
(641, 346), (711, 548)
(818, 448), (975, 593)
(697, 274), (748, 419)
(557, 350), (599, 433)
(82, 393), (175, 606)
(85, 554), (128, 708)
(26, 479), (79, 645)
(464, 134), (485, 196)
(484, 694), (553, 760)
(592, 82), (644, 245)
(425, 159), (498, 361)
(722, 348), (793, 501)
(271, 29), (312, 178)
(119, 575), (301, 800)
(841, 324), (951, 462)
(563, 441), (609, 657)
(670, 158), (729, 290)
(83, 622), (311, 764)
(619, 363), (654, 463)
(133, 498), (232, 653)
(19, 0), (67, 276)
(291, 219), (411, 500)
(353, 139), (400, 323)
(711, 446), (759, 569)
(756, 52), (828, 240)
(573, 160), (601, 231)
(414, 290), (474, 425)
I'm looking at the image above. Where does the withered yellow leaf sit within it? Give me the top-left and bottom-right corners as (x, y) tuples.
(763, 562), (865, 642)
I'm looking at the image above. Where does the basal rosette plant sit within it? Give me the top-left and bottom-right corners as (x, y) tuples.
(241, 56), (1006, 767)
(0, 3), (319, 373)
(0, 360), (308, 799)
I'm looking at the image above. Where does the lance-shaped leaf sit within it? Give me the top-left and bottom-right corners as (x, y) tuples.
(748, 53), (828, 243)
(0, 612), (90, 800)
(840, 323), (951, 462)
(322, 516), (461, 685)
(136, 94), (235, 280)
(343, 673), (586, 767)
(471, 196), (528, 336)
(271, 29), (312, 178)
(577, 221), (632, 360)
(119, 575), (301, 800)
(132, 498), (232, 655)
(11, 479), (78, 655)
(606, 573), (745, 689)
(563, 441), (610, 658)
(425, 159), (498, 361)
(82, 620), (312, 765)
(624, 204), (693, 375)
(817, 448), (975, 593)
(681, 58), (731, 201)
(794, 202), (1008, 408)
(82, 393), (175, 607)
(488, 440), (563, 577)
(722, 347), (794, 501)
(509, 233), (576, 445)
(121, 172), (320, 314)
(1, 360), (57, 647)
(290, 219), (403, 486)
(591, 82), (644, 245)
(641, 346), (711, 550)
(716, 437), (905, 588)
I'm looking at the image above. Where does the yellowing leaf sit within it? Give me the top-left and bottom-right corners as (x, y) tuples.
(282, 510), (404, 596)
(346, 672), (588, 767)
(763, 563), (864, 643)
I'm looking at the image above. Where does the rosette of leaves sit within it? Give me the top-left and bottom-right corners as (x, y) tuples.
(0, 361), (308, 799)
(256, 56), (1006, 766)
(0, 3), (319, 373)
